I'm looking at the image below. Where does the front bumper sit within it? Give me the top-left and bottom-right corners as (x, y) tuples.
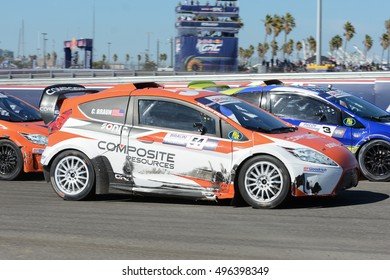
(22, 147), (45, 173)
(334, 168), (359, 193)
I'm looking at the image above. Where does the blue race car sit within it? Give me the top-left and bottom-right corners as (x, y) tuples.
(208, 80), (390, 182)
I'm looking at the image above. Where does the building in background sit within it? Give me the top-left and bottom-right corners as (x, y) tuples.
(64, 38), (93, 69)
(175, 0), (242, 72)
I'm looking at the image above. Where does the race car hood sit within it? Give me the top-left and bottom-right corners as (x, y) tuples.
(12, 121), (48, 135)
(253, 128), (357, 168)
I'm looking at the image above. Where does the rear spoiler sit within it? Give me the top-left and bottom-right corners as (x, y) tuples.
(263, 79), (284, 86)
(39, 84), (99, 124)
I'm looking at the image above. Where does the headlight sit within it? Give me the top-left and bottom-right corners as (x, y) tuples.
(285, 147), (337, 166)
(19, 133), (48, 146)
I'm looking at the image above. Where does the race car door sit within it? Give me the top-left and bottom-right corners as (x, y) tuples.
(267, 92), (353, 148)
(123, 96), (234, 199)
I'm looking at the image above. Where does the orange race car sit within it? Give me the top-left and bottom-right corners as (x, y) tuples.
(0, 91), (48, 180)
(39, 83), (358, 209)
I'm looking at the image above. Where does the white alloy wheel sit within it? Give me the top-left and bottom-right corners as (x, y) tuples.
(50, 151), (95, 200)
(238, 155), (290, 208)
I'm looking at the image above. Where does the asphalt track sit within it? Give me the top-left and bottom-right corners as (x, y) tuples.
(0, 174), (389, 260)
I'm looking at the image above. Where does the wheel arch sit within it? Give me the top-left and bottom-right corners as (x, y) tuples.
(233, 152), (293, 200)
(0, 137), (24, 180)
(44, 148), (111, 195)
(355, 137), (390, 181)
(354, 135), (390, 158)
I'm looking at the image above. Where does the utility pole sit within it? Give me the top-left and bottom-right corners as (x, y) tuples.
(316, 0), (322, 65)
(157, 39), (160, 68)
(42, 32), (48, 68)
(107, 42), (111, 66)
(169, 37), (174, 68)
(146, 32), (153, 57)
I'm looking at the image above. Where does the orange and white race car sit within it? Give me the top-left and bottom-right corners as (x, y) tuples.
(0, 91), (47, 180)
(39, 83), (358, 208)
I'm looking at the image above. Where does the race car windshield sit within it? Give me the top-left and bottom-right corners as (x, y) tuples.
(329, 93), (390, 121)
(197, 95), (292, 133)
(0, 93), (42, 122)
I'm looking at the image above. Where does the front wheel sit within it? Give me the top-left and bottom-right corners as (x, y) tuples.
(0, 139), (24, 180)
(237, 155), (291, 209)
(50, 150), (95, 200)
(358, 140), (390, 181)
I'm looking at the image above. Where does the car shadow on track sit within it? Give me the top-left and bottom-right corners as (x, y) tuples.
(283, 189), (389, 209)
(20, 174), (388, 209)
(91, 189), (389, 209)
(19, 172), (45, 181)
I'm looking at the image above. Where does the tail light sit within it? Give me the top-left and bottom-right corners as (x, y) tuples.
(48, 109), (72, 134)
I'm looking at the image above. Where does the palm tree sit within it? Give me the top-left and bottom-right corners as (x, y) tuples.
(102, 54), (107, 69)
(257, 42), (269, 64)
(343, 21), (356, 64)
(245, 45), (255, 67)
(137, 54), (142, 70)
(262, 14), (273, 44)
(238, 45), (255, 69)
(125, 54), (130, 69)
(283, 39), (294, 60)
(295, 41), (303, 62)
(363, 34), (373, 59)
(270, 14), (283, 64)
(380, 33), (389, 65)
(307, 36), (316, 58)
(281, 12), (296, 60)
(159, 53), (167, 66)
(270, 40), (279, 66)
(52, 51), (57, 67)
(385, 19), (390, 64)
(239, 47), (246, 67)
(329, 35), (343, 62)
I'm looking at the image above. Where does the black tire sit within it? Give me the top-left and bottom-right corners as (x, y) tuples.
(50, 150), (95, 200)
(358, 140), (390, 182)
(237, 155), (291, 209)
(0, 139), (24, 180)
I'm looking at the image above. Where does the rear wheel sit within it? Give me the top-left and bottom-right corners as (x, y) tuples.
(358, 140), (390, 181)
(238, 155), (290, 209)
(0, 139), (24, 180)
(50, 150), (95, 200)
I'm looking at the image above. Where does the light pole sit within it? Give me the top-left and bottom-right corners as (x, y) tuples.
(146, 32), (153, 58)
(316, 0), (322, 65)
(157, 39), (160, 68)
(168, 37), (174, 68)
(42, 33), (48, 68)
(107, 42), (111, 67)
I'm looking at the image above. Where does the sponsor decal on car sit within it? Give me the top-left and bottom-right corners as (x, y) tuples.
(228, 130), (243, 140)
(97, 141), (176, 169)
(45, 85), (86, 96)
(101, 123), (123, 133)
(343, 117), (356, 126)
(303, 166), (327, 174)
(91, 108), (125, 117)
(299, 122), (345, 137)
(163, 133), (219, 151)
(332, 128), (347, 138)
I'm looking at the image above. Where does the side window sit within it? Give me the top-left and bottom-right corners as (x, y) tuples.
(138, 100), (216, 135)
(234, 91), (261, 107)
(270, 94), (339, 125)
(79, 96), (128, 124)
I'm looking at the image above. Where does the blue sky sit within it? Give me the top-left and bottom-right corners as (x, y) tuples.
(1, 0), (389, 64)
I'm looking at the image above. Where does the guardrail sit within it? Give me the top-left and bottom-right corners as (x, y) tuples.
(0, 69), (390, 85)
